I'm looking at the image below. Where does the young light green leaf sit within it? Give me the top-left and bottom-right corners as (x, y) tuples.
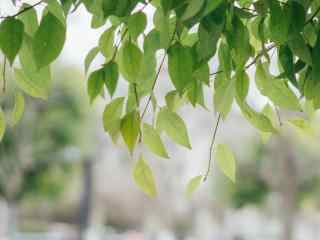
(186, 175), (203, 197)
(14, 68), (50, 100)
(0, 18), (24, 65)
(128, 12), (147, 40)
(157, 107), (191, 149)
(237, 99), (277, 133)
(87, 68), (104, 103)
(214, 74), (235, 119)
(165, 91), (186, 112)
(98, 27), (115, 61)
(118, 41), (143, 83)
(0, 107), (5, 142)
(215, 144), (236, 183)
(235, 70), (249, 101)
(33, 12), (66, 69)
(85, 47), (100, 74)
(132, 156), (157, 197)
(18, 4), (38, 36)
(103, 61), (118, 97)
(143, 123), (169, 159)
(256, 62), (301, 111)
(11, 92), (25, 127)
(103, 97), (124, 142)
(120, 111), (141, 153)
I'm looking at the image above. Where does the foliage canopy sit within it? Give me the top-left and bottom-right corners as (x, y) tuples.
(1, 0), (320, 196)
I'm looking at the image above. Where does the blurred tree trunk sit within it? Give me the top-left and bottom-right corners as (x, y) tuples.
(280, 148), (297, 240)
(6, 200), (18, 238)
(78, 160), (93, 240)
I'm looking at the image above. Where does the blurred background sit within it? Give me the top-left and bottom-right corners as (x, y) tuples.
(1, 1), (320, 240)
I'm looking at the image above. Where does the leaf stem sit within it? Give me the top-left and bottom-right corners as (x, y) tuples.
(203, 113), (221, 182)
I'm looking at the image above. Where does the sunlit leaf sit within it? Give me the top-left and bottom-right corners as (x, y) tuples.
(186, 175), (203, 197)
(215, 144), (236, 183)
(143, 123), (169, 159)
(11, 92), (25, 127)
(132, 155), (157, 197)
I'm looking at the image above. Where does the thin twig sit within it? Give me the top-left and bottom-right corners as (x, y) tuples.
(0, 0), (44, 19)
(275, 107), (283, 126)
(210, 44), (276, 77)
(140, 53), (167, 119)
(203, 114), (221, 182)
(2, 56), (6, 93)
(305, 6), (320, 26)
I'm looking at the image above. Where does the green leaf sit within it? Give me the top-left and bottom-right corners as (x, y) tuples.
(85, 47), (100, 74)
(0, 18), (24, 65)
(186, 175), (203, 197)
(103, 97), (124, 142)
(214, 72), (235, 119)
(14, 68), (50, 100)
(203, 0), (224, 16)
(268, 0), (289, 45)
(98, 27), (115, 61)
(18, 4), (38, 36)
(11, 92), (25, 127)
(120, 111), (141, 153)
(237, 99), (277, 133)
(103, 61), (119, 97)
(196, 17), (223, 62)
(287, 117), (315, 137)
(153, 9), (175, 49)
(47, 0), (66, 25)
(118, 41), (143, 83)
(33, 12), (66, 69)
(311, 34), (320, 84)
(288, 34), (312, 65)
(181, 0), (205, 21)
(279, 45), (296, 85)
(226, 16), (252, 68)
(128, 12), (147, 40)
(165, 91), (186, 112)
(87, 68), (104, 103)
(235, 70), (249, 101)
(193, 63), (209, 85)
(168, 43), (194, 93)
(255, 62), (301, 111)
(157, 107), (191, 149)
(132, 156), (157, 197)
(0, 107), (6, 142)
(215, 144), (236, 183)
(143, 123), (169, 159)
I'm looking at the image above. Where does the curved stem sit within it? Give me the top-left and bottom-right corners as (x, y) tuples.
(203, 114), (221, 182)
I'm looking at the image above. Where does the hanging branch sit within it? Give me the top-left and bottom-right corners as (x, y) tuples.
(203, 113), (221, 182)
(0, 0), (44, 19)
